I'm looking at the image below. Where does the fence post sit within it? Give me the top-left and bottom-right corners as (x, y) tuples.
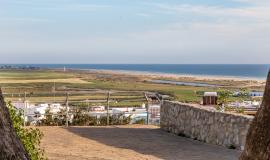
(65, 92), (69, 127)
(144, 92), (149, 125)
(23, 92), (26, 127)
(107, 91), (110, 126)
(147, 103), (149, 125)
(53, 80), (56, 103)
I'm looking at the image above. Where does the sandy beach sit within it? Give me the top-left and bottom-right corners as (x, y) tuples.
(73, 68), (265, 81)
(66, 68), (266, 88)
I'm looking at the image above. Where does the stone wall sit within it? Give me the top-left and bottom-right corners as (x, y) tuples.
(160, 101), (253, 149)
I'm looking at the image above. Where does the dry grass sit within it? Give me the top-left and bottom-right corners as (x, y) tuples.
(0, 78), (89, 84)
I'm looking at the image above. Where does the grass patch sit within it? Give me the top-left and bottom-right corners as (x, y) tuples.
(0, 69), (261, 104)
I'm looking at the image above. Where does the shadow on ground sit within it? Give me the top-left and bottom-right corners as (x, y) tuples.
(65, 126), (240, 160)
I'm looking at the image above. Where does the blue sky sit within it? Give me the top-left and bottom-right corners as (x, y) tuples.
(0, 0), (269, 64)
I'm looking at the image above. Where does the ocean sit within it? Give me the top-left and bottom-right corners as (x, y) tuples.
(4, 64), (270, 79)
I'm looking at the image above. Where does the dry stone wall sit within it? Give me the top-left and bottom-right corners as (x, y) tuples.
(161, 101), (253, 149)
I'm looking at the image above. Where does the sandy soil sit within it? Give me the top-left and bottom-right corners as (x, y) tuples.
(39, 125), (240, 160)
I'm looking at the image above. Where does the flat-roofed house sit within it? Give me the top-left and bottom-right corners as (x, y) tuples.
(203, 92), (218, 105)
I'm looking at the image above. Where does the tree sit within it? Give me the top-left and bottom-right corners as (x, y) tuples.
(217, 90), (231, 105)
(240, 70), (270, 160)
(0, 89), (29, 160)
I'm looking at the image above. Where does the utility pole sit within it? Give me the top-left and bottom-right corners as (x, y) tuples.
(65, 92), (69, 127)
(107, 91), (110, 126)
(23, 92), (26, 127)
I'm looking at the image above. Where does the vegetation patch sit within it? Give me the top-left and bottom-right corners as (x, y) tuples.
(7, 102), (46, 160)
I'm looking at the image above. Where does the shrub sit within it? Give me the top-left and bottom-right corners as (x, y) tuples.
(134, 119), (145, 124)
(235, 107), (245, 114)
(39, 108), (68, 126)
(98, 114), (131, 125)
(228, 144), (236, 149)
(72, 111), (98, 126)
(7, 102), (46, 160)
(217, 90), (231, 105)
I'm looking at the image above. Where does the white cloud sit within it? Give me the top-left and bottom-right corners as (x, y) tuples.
(232, 0), (270, 5)
(151, 2), (270, 24)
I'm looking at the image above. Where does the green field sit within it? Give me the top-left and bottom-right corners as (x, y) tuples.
(0, 69), (264, 106)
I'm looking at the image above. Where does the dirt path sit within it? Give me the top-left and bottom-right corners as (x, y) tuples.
(39, 125), (240, 160)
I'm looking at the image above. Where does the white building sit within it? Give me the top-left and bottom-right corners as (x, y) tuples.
(49, 103), (64, 114)
(23, 103), (65, 121)
(228, 101), (261, 108)
(111, 107), (134, 114)
(12, 101), (31, 110)
(90, 106), (105, 112)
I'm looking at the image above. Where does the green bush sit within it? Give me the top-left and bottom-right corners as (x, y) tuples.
(235, 107), (245, 114)
(39, 108), (67, 126)
(217, 90), (231, 105)
(72, 110), (98, 126)
(7, 102), (46, 160)
(36, 108), (132, 126)
(134, 118), (145, 124)
(94, 114), (131, 125)
(228, 144), (236, 149)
